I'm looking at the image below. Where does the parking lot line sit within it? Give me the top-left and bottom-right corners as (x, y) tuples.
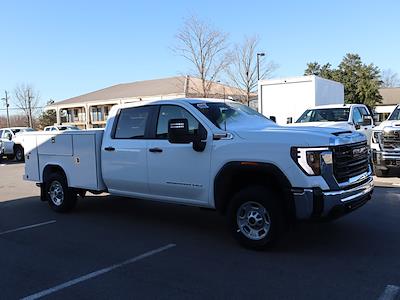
(378, 285), (400, 300)
(0, 220), (56, 236)
(21, 243), (176, 300)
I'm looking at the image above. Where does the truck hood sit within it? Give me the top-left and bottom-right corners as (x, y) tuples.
(289, 121), (352, 130)
(233, 125), (365, 147)
(374, 120), (400, 131)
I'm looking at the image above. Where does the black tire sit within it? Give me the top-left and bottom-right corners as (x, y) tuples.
(374, 168), (388, 177)
(228, 186), (283, 250)
(45, 172), (77, 212)
(6, 154), (15, 160)
(14, 145), (24, 162)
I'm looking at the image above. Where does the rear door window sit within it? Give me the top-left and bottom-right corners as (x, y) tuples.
(114, 106), (152, 139)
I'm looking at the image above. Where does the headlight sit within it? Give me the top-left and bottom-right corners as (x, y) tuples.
(291, 147), (330, 176)
(371, 131), (382, 143)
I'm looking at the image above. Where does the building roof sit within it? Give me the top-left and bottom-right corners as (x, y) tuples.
(379, 88), (400, 105)
(53, 76), (251, 106)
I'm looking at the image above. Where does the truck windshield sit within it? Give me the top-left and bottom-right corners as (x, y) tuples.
(388, 107), (400, 120)
(296, 108), (350, 123)
(192, 102), (275, 130)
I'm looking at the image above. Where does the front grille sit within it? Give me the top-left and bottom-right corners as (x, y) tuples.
(332, 141), (369, 183)
(382, 130), (400, 150)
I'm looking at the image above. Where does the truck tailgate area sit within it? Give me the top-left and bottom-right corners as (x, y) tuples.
(22, 130), (106, 191)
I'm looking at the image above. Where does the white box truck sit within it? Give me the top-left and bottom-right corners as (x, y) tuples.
(258, 75), (344, 125)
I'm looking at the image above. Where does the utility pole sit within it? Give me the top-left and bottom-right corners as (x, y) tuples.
(257, 52), (266, 113)
(1, 91), (11, 127)
(27, 89), (33, 128)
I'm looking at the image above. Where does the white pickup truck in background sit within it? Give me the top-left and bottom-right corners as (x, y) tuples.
(294, 104), (374, 143)
(20, 98), (374, 249)
(0, 127), (35, 161)
(371, 104), (400, 176)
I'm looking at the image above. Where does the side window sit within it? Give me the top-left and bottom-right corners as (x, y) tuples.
(358, 107), (370, 117)
(352, 108), (363, 124)
(114, 106), (151, 139)
(156, 105), (199, 139)
(4, 130), (12, 139)
(51, 127), (57, 131)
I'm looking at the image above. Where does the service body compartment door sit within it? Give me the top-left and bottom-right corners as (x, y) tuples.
(37, 134), (73, 156)
(69, 134), (101, 190)
(23, 135), (40, 181)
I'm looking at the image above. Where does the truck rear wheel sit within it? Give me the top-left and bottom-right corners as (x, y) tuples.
(14, 145), (24, 162)
(228, 186), (282, 250)
(45, 173), (77, 212)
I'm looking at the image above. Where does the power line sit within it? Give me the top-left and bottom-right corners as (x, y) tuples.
(0, 106), (46, 111)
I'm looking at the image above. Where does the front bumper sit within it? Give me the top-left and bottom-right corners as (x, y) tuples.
(372, 149), (400, 170)
(293, 175), (374, 220)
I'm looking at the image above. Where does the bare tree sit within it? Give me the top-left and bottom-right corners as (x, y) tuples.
(174, 16), (230, 97)
(381, 69), (400, 87)
(226, 36), (277, 105)
(13, 83), (40, 128)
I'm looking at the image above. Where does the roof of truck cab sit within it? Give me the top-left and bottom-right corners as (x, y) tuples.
(310, 104), (364, 109)
(118, 98), (233, 108)
(0, 127), (32, 131)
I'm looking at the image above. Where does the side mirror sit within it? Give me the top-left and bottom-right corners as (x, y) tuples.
(6, 133), (12, 141)
(168, 119), (192, 144)
(362, 115), (372, 126)
(192, 124), (207, 152)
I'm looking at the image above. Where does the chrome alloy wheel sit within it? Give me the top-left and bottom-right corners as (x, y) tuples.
(49, 181), (64, 206)
(236, 201), (271, 241)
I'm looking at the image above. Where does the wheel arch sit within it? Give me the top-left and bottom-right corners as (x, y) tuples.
(42, 164), (68, 184)
(214, 161), (295, 219)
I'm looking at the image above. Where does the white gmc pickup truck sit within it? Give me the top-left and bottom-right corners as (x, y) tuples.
(371, 104), (400, 176)
(21, 98), (374, 249)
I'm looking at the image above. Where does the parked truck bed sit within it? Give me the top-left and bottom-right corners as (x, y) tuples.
(20, 130), (106, 192)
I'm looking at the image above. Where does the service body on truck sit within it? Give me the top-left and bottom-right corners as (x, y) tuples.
(22, 98), (374, 249)
(371, 104), (400, 176)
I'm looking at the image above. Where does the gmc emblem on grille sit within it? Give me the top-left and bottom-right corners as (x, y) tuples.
(353, 146), (367, 156)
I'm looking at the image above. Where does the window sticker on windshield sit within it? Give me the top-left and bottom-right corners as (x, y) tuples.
(197, 103), (209, 109)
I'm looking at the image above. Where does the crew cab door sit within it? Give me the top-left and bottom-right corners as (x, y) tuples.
(1, 129), (14, 155)
(352, 106), (373, 142)
(147, 104), (212, 205)
(101, 105), (156, 197)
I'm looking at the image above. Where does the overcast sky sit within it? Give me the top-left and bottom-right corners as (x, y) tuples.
(1, 0), (399, 112)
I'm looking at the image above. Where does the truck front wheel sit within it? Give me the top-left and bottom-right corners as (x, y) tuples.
(228, 186), (282, 250)
(45, 173), (77, 212)
(14, 145), (24, 162)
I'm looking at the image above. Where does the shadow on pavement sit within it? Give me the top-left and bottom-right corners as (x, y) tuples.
(0, 193), (389, 255)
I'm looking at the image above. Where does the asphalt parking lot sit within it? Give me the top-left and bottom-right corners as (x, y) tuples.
(1, 162), (400, 300)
